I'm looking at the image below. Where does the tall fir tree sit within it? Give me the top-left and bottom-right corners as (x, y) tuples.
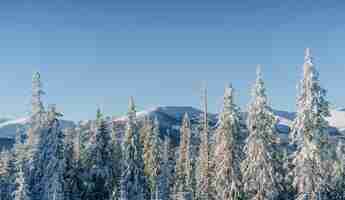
(290, 48), (330, 148)
(14, 128), (31, 200)
(64, 128), (82, 200)
(0, 150), (16, 200)
(174, 113), (193, 199)
(26, 72), (47, 195)
(121, 97), (148, 200)
(160, 135), (172, 200)
(83, 108), (115, 200)
(143, 117), (154, 180)
(111, 120), (123, 200)
(195, 86), (211, 200)
(241, 66), (280, 200)
(140, 116), (153, 150)
(28, 72), (46, 147)
(291, 49), (332, 200)
(30, 105), (65, 200)
(14, 166), (30, 200)
(145, 117), (162, 199)
(327, 140), (345, 200)
(213, 85), (243, 200)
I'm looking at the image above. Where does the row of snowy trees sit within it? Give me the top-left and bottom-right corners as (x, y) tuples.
(1, 48), (345, 200)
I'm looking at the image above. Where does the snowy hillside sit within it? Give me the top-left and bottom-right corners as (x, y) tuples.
(1, 106), (344, 149)
(112, 106), (344, 142)
(327, 108), (345, 132)
(0, 117), (75, 149)
(112, 106), (218, 144)
(273, 108), (345, 136)
(0, 117), (30, 138)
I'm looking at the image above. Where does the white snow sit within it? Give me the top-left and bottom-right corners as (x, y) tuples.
(0, 117), (29, 129)
(113, 110), (153, 122)
(327, 109), (345, 131)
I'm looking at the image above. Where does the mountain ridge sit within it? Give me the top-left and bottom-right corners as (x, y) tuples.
(1, 106), (344, 149)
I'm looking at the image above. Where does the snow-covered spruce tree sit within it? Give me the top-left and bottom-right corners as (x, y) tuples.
(290, 48), (330, 148)
(121, 97), (148, 200)
(30, 105), (65, 200)
(14, 127), (28, 168)
(64, 128), (82, 200)
(27, 72), (46, 147)
(26, 72), (47, 197)
(143, 117), (154, 179)
(213, 84), (243, 200)
(324, 140), (345, 200)
(77, 121), (92, 165)
(14, 166), (30, 200)
(83, 108), (115, 200)
(195, 86), (212, 200)
(174, 113), (193, 199)
(14, 129), (31, 200)
(0, 153), (7, 198)
(111, 121), (123, 200)
(73, 126), (82, 162)
(160, 135), (172, 200)
(0, 150), (16, 200)
(291, 49), (332, 200)
(241, 66), (280, 200)
(140, 116), (153, 149)
(144, 117), (162, 199)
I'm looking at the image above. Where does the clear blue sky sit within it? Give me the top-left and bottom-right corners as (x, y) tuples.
(0, 0), (345, 121)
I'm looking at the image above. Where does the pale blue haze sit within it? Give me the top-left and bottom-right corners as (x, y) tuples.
(0, 0), (344, 120)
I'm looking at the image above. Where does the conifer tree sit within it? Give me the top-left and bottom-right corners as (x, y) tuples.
(14, 167), (30, 200)
(327, 140), (345, 200)
(290, 48), (330, 148)
(213, 85), (243, 200)
(143, 117), (154, 179)
(84, 108), (115, 200)
(0, 150), (16, 200)
(121, 97), (148, 200)
(161, 135), (172, 200)
(30, 105), (65, 200)
(27, 72), (46, 147)
(27, 72), (47, 192)
(145, 117), (162, 198)
(196, 86), (211, 200)
(14, 129), (30, 200)
(291, 49), (331, 200)
(140, 116), (153, 149)
(64, 128), (82, 200)
(174, 113), (193, 199)
(241, 66), (280, 200)
(111, 122), (123, 200)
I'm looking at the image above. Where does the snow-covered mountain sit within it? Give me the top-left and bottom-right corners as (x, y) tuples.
(112, 106), (218, 144)
(272, 108), (345, 135)
(113, 106), (344, 143)
(327, 108), (345, 133)
(1, 106), (344, 150)
(114, 106), (217, 127)
(0, 117), (75, 150)
(0, 117), (30, 138)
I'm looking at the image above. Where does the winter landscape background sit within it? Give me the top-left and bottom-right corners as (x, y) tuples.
(2, 50), (345, 200)
(2, 0), (345, 200)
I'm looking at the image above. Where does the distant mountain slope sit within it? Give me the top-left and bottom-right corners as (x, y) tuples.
(113, 106), (218, 144)
(0, 117), (30, 138)
(0, 118), (11, 124)
(327, 109), (345, 132)
(1, 106), (344, 150)
(112, 106), (344, 144)
(0, 117), (75, 149)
